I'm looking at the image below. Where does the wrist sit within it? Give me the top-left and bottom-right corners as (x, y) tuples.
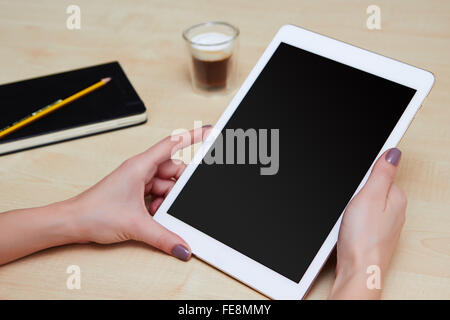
(330, 249), (387, 299)
(0, 197), (90, 265)
(336, 247), (388, 278)
(48, 197), (91, 244)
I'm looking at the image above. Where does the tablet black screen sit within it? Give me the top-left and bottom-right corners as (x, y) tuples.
(168, 43), (416, 283)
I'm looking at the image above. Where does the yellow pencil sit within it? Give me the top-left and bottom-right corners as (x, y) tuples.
(0, 77), (111, 140)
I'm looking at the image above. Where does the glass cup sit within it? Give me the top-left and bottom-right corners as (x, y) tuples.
(183, 21), (239, 94)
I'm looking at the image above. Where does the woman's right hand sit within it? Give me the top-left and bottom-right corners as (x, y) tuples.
(329, 148), (407, 299)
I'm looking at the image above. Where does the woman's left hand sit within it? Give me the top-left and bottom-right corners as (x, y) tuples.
(69, 126), (211, 261)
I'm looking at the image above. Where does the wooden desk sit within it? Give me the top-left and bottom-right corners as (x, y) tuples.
(0, 0), (448, 299)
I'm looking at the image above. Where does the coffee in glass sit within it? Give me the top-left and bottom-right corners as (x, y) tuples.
(183, 22), (239, 93)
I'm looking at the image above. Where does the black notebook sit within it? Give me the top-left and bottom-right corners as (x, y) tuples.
(0, 62), (147, 155)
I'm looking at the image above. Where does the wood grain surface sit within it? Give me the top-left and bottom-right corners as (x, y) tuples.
(0, 0), (448, 299)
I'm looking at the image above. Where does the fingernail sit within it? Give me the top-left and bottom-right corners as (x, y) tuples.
(172, 244), (190, 261)
(202, 124), (212, 128)
(385, 148), (402, 166)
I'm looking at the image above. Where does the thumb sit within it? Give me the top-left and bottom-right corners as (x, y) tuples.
(362, 147), (402, 200)
(134, 215), (192, 261)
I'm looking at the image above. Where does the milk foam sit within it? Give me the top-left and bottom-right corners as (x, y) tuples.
(190, 32), (234, 61)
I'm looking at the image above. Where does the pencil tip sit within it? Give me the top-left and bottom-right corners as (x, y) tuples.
(102, 77), (111, 83)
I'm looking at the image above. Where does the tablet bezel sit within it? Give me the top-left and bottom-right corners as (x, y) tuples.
(154, 24), (434, 299)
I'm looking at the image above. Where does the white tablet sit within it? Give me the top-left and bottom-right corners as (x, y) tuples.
(154, 24), (434, 299)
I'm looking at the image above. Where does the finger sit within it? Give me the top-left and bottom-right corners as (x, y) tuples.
(135, 215), (191, 261)
(150, 177), (175, 197)
(386, 183), (408, 221)
(141, 125), (212, 167)
(362, 148), (402, 200)
(157, 159), (186, 180)
(149, 197), (164, 215)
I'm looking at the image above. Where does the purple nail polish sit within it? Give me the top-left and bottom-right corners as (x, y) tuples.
(202, 124), (212, 128)
(385, 148), (402, 166)
(172, 244), (190, 261)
